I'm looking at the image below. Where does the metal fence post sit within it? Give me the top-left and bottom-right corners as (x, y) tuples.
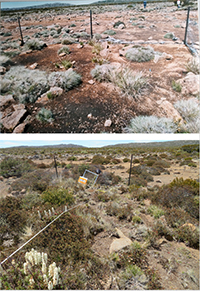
(17, 17), (24, 46)
(184, 7), (190, 45)
(90, 10), (93, 39)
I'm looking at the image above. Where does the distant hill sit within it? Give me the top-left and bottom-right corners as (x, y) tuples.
(1, 2), (72, 11)
(103, 140), (199, 149)
(6, 144), (86, 149)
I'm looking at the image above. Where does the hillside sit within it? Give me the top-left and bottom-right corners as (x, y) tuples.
(0, 142), (199, 289)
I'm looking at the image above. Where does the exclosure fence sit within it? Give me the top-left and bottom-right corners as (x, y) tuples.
(184, 6), (199, 56)
(0, 203), (84, 267)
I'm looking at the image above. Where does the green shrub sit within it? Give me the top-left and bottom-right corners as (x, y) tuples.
(147, 205), (165, 219)
(0, 157), (33, 178)
(36, 108), (54, 123)
(41, 186), (74, 206)
(172, 80), (182, 92)
(125, 46), (155, 62)
(176, 224), (199, 249)
(106, 202), (132, 219)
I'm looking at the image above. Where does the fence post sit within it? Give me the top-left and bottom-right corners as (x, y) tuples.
(128, 154), (133, 186)
(54, 155), (58, 178)
(184, 6), (190, 45)
(90, 10), (93, 39)
(17, 17), (24, 46)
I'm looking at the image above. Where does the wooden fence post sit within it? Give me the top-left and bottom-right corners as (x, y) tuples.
(128, 154), (133, 186)
(54, 155), (58, 178)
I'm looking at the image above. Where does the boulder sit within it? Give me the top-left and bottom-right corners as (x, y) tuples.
(2, 108), (27, 131)
(0, 95), (14, 108)
(109, 228), (132, 253)
(156, 100), (183, 122)
(0, 66), (6, 74)
(29, 63), (38, 70)
(178, 72), (200, 95)
(13, 123), (26, 133)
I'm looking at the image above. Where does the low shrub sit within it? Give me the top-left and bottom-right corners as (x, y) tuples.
(125, 46), (155, 62)
(48, 69), (82, 91)
(106, 202), (132, 219)
(2, 66), (49, 103)
(10, 169), (52, 193)
(0, 157), (33, 178)
(24, 39), (47, 51)
(124, 116), (178, 133)
(0, 196), (27, 245)
(36, 108), (54, 123)
(147, 205), (165, 219)
(57, 45), (70, 55)
(175, 224), (199, 249)
(41, 186), (74, 206)
(172, 80), (182, 92)
(103, 30), (116, 35)
(185, 57), (200, 75)
(174, 99), (200, 133)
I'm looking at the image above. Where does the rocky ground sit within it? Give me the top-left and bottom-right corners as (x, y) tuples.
(0, 2), (199, 133)
(0, 146), (199, 289)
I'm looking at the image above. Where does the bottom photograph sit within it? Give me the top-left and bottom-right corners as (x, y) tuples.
(0, 139), (199, 290)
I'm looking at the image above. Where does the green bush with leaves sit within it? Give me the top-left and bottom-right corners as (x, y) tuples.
(57, 45), (70, 55)
(24, 39), (47, 51)
(41, 186), (74, 206)
(0, 157), (33, 178)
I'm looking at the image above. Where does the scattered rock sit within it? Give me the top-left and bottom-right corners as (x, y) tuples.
(58, 52), (67, 57)
(156, 179), (162, 183)
(87, 113), (93, 119)
(88, 80), (95, 85)
(29, 63), (38, 69)
(104, 119), (112, 127)
(20, 189), (26, 195)
(0, 176), (4, 181)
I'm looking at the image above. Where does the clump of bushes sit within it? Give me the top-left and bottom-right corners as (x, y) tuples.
(185, 57), (200, 75)
(174, 99), (200, 133)
(106, 202), (132, 219)
(48, 69), (82, 91)
(91, 64), (147, 99)
(2, 66), (49, 103)
(0, 157), (33, 178)
(103, 30), (116, 35)
(125, 46), (155, 62)
(171, 80), (182, 92)
(124, 116), (178, 133)
(41, 186), (74, 206)
(57, 45), (70, 55)
(24, 39), (47, 51)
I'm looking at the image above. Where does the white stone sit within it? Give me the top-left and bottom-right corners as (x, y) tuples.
(104, 119), (112, 127)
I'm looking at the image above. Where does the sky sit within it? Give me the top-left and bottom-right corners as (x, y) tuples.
(1, 1), (96, 9)
(0, 134), (198, 148)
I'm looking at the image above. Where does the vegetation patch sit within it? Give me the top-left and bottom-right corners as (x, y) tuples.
(125, 46), (155, 62)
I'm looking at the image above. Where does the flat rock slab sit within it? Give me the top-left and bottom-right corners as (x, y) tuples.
(2, 109), (27, 130)
(109, 228), (132, 253)
(0, 95), (14, 107)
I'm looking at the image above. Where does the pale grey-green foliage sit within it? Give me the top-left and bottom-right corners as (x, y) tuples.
(48, 69), (82, 91)
(57, 46), (70, 55)
(36, 107), (54, 123)
(24, 39), (47, 50)
(62, 35), (76, 44)
(186, 57), (200, 75)
(103, 30), (116, 35)
(174, 99), (200, 133)
(2, 66), (49, 103)
(91, 64), (147, 99)
(91, 64), (115, 82)
(125, 116), (178, 133)
(125, 46), (155, 62)
(0, 55), (12, 66)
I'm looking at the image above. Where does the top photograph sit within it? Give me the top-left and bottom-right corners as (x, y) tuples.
(0, 0), (199, 133)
